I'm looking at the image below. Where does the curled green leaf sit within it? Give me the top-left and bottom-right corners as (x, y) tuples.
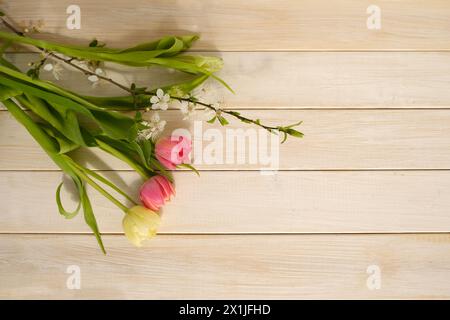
(56, 181), (81, 219)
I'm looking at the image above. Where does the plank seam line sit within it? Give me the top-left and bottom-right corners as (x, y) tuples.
(8, 50), (450, 53)
(3, 169), (450, 173)
(1, 232), (449, 236)
(4, 108), (450, 112)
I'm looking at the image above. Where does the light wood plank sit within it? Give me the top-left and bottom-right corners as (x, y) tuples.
(2, 170), (450, 233)
(4, 52), (450, 108)
(2, 109), (450, 171)
(1, 234), (450, 299)
(4, 0), (450, 50)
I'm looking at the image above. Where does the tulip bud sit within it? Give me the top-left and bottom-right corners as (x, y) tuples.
(155, 135), (192, 169)
(123, 206), (160, 247)
(194, 56), (224, 73)
(140, 175), (175, 211)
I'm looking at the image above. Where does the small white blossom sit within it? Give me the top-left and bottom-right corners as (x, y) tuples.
(87, 75), (99, 82)
(137, 112), (167, 141)
(168, 90), (198, 120)
(95, 68), (104, 76)
(43, 63), (53, 71)
(150, 112), (167, 131)
(137, 125), (150, 140)
(178, 100), (198, 120)
(150, 89), (170, 111)
(43, 62), (63, 80)
(192, 82), (225, 106)
(178, 100), (189, 113)
(87, 68), (104, 82)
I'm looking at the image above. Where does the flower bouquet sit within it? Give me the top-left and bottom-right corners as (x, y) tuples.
(0, 11), (303, 253)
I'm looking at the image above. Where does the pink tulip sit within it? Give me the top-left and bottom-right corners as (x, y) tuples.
(139, 175), (175, 211)
(155, 135), (192, 169)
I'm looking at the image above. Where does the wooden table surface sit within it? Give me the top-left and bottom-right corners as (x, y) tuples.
(1, 0), (450, 299)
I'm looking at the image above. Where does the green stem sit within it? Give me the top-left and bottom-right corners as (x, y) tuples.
(3, 99), (59, 154)
(173, 96), (280, 132)
(95, 138), (150, 179)
(72, 161), (138, 206)
(65, 158), (129, 213)
(0, 17), (301, 136)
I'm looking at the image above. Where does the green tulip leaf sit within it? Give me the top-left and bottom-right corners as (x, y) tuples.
(79, 183), (106, 254)
(0, 83), (21, 101)
(56, 181), (81, 219)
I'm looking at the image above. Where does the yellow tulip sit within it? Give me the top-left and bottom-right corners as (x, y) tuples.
(123, 206), (160, 247)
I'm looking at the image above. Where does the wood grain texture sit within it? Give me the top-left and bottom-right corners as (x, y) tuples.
(2, 170), (450, 233)
(2, 0), (450, 300)
(3, 0), (450, 50)
(2, 109), (450, 171)
(1, 234), (450, 299)
(4, 52), (450, 108)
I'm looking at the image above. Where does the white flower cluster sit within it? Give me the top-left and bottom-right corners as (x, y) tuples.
(137, 112), (167, 141)
(42, 54), (105, 87)
(148, 86), (221, 121)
